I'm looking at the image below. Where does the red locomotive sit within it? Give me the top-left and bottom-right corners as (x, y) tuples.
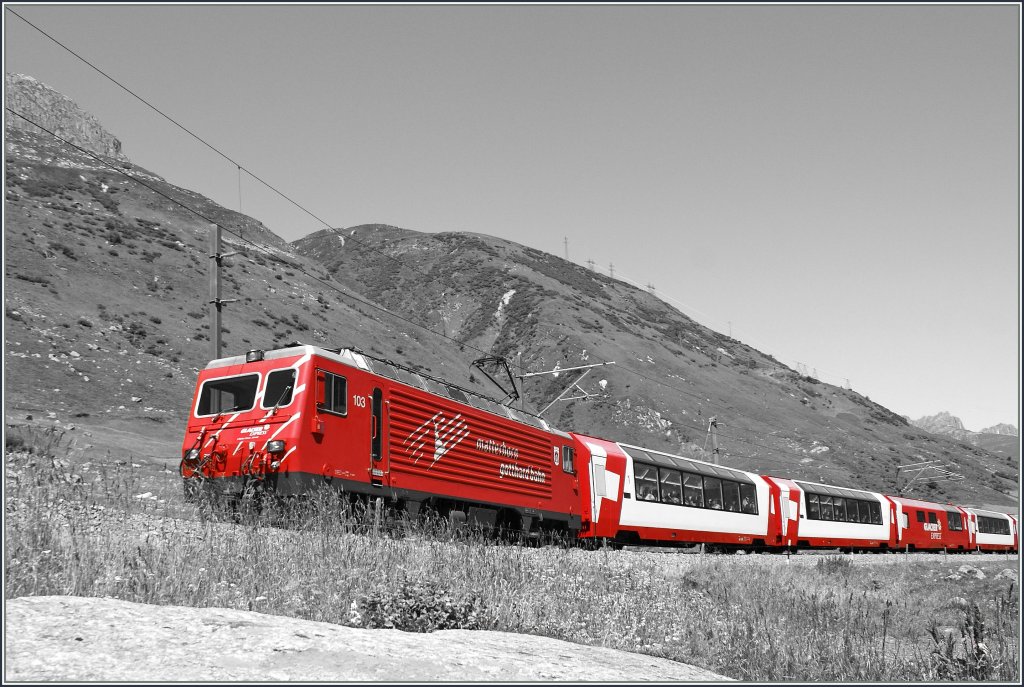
(181, 343), (1018, 553)
(181, 345), (580, 536)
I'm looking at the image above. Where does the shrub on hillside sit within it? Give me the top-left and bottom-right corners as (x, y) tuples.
(350, 578), (484, 633)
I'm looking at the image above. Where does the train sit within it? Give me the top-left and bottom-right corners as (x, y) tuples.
(180, 343), (1019, 553)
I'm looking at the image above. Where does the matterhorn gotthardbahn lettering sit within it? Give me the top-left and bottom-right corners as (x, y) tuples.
(180, 344), (1018, 553)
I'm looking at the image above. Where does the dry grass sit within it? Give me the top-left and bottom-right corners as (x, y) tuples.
(4, 426), (1019, 681)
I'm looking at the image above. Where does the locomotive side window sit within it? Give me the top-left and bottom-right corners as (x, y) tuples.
(927, 512), (937, 525)
(635, 464), (660, 501)
(659, 468), (682, 505)
(683, 473), (703, 507)
(916, 510), (925, 523)
(317, 370), (348, 416)
(196, 374), (259, 416)
(561, 445), (575, 474)
(901, 512), (909, 528)
(261, 369), (296, 410)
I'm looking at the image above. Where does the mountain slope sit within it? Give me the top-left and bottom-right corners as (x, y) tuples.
(3, 74), (1017, 510)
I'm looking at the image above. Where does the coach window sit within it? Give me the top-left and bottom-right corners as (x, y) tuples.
(635, 464), (660, 502)
(820, 496), (834, 521)
(562, 445), (575, 474)
(703, 477), (723, 510)
(857, 501), (870, 524)
(834, 497), (848, 522)
(682, 473), (703, 507)
(659, 469), (682, 505)
(806, 494), (820, 520)
(739, 483), (758, 515)
(317, 370), (348, 416)
(722, 481), (741, 513)
(868, 502), (881, 524)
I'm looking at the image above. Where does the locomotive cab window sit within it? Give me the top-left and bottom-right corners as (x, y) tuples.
(261, 369), (296, 410)
(316, 370), (348, 416)
(196, 374), (259, 416)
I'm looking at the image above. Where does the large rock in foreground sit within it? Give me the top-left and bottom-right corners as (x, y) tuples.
(5, 596), (731, 681)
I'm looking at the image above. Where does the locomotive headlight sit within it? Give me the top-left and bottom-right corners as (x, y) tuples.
(245, 349), (265, 363)
(266, 440), (286, 454)
(183, 448), (200, 462)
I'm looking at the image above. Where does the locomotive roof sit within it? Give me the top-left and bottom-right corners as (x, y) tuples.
(620, 443), (756, 485)
(205, 344), (569, 438)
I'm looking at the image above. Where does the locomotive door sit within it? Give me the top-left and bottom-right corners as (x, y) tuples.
(369, 387), (388, 484)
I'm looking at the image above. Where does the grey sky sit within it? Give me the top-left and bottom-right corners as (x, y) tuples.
(4, 3), (1020, 431)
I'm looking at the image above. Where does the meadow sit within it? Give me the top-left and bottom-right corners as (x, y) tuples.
(4, 426), (1019, 682)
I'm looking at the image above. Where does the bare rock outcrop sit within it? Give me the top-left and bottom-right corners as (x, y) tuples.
(5, 73), (128, 161)
(5, 596), (731, 682)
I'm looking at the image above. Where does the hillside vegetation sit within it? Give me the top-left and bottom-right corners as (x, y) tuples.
(5, 426), (1018, 682)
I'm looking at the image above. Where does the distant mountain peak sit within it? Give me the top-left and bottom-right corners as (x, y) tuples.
(912, 411), (966, 434)
(980, 423), (1018, 437)
(5, 72), (128, 161)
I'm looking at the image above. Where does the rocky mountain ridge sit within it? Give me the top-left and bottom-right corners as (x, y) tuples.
(6, 73), (128, 161)
(980, 423), (1018, 437)
(3, 74), (1018, 509)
